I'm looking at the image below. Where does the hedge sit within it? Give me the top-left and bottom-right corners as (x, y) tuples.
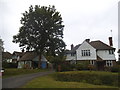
(53, 71), (119, 87)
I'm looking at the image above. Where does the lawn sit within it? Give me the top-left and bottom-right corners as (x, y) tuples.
(3, 68), (49, 78)
(22, 73), (119, 89)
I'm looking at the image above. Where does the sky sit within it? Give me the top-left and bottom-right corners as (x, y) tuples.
(0, 0), (119, 60)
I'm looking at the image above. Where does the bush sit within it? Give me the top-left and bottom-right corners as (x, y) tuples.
(55, 63), (76, 72)
(111, 65), (120, 72)
(75, 61), (89, 70)
(53, 71), (118, 87)
(2, 62), (17, 68)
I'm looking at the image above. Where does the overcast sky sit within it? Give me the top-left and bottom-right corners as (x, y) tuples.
(0, 0), (119, 60)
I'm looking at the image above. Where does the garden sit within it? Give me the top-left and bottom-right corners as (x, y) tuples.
(23, 71), (119, 89)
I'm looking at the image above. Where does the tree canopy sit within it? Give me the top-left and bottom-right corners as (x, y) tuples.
(13, 5), (66, 56)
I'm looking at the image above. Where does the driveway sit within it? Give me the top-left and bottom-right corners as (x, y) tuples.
(2, 70), (54, 88)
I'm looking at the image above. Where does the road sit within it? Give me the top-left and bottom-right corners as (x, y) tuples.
(2, 71), (54, 88)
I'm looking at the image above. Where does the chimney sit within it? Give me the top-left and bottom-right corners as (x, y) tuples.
(109, 37), (113, 46)
(85, 39), (90, 43)
(71, 44), (74, 50)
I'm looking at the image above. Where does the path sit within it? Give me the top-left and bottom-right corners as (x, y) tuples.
(2, 71), (54, 88)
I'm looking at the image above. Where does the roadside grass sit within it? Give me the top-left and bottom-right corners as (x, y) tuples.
(22, 73), (118, 88)
(3, 68), (49, 78)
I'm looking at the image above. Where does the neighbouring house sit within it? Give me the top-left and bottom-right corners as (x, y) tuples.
(18, 51), (48, 69)
(12, 51), (25, 63)
(2, 52), (12, 63)
(0, 38), (3, 70)
(66, 37), (116, 70)
(118, 49), (120, 61)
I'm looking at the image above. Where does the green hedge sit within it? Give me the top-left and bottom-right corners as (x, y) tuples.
(53, 71), (119, 87)
(2, 62), (17, 68)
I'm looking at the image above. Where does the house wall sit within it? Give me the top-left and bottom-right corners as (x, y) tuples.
(118, 53), (120, 61)
(76, 41), (97, 60)
(66, 54), (76, 61)
(97, 50), (116, 60)
(18, 61), (25, 68)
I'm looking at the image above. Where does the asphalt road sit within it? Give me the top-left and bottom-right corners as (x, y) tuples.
(2, 70), (54, 88)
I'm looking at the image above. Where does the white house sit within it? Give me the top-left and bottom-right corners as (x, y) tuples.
(0, 38), (3, 69)
(66, 38), (116, 70)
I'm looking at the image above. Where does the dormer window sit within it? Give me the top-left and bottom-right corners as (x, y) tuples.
(109, 50), (114, 54)
(81, 50), (90, 56)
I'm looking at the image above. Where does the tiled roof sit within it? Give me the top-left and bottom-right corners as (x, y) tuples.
(19, 51), (37, 61)
(13, 51), (25, 56)
(2, 52), (12, 59)
(89, 40), (115, 50)
(66, 40), (115, 54)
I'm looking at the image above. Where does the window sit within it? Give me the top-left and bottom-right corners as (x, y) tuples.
(106, 60), (113, 67)
(71, 53), (75, 56)
(71, 52), (76, 56)
(109, 50), (114, 54)
(90, 60), (94, 65)
(81, 50), (90, 56)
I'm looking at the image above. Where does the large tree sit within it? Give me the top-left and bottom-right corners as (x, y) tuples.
(13, 5), (66, 68)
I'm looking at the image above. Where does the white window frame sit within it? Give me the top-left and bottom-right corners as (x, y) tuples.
(90, 60), (94, 65)
(70, 60), (76, 64)
(81, 50), (90, 56)
(109, 50), (114, 54)
(106, 60), (113, 67)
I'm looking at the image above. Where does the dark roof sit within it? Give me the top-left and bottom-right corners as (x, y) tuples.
(19, 52), (37, 61)
(89, 40), (115, 50)
(66, 40), (115, 54)
(2, 52), (12, 59)
(66, 44), (81, 54)
(13, 51), (25, 57)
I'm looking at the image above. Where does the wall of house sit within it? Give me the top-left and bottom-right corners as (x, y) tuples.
(118, 53), (120, 61)
(18, 61), (24, 68)
(76, 41), (97, 60)
(97, 50), (116, 60)
(66, 54), (76, 61)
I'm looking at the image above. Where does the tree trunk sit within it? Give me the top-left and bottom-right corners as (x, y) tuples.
(38, 54), (41, 69)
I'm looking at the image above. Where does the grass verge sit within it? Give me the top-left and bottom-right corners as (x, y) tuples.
(3, 68), (49, 78)
(22, 73), (118, 88)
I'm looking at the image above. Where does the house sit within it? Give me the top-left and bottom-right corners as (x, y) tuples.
(66, 37), (116, 70)
(2, 52), (12, 63)
(18, 51), (48, 69)
(118, 49), (120, 61)
(0, 38), (3, 70)
(12, 51), (25, 63)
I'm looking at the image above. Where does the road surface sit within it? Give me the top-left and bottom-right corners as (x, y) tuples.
(2, 71), (54, 88)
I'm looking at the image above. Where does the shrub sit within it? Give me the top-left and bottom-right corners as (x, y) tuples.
(111, 65), (120, 72)
(53, 71), (118, 87)
(60, 63), (76, 72)
(2, 62), (17, 68)
(93, 79), (102, 85)
(75, 61), (89, 70)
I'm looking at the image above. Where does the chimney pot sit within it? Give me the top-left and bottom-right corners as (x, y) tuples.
(85, 39), (90, 43)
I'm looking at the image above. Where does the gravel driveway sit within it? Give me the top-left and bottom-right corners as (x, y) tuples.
(2, 71), (54, 88)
